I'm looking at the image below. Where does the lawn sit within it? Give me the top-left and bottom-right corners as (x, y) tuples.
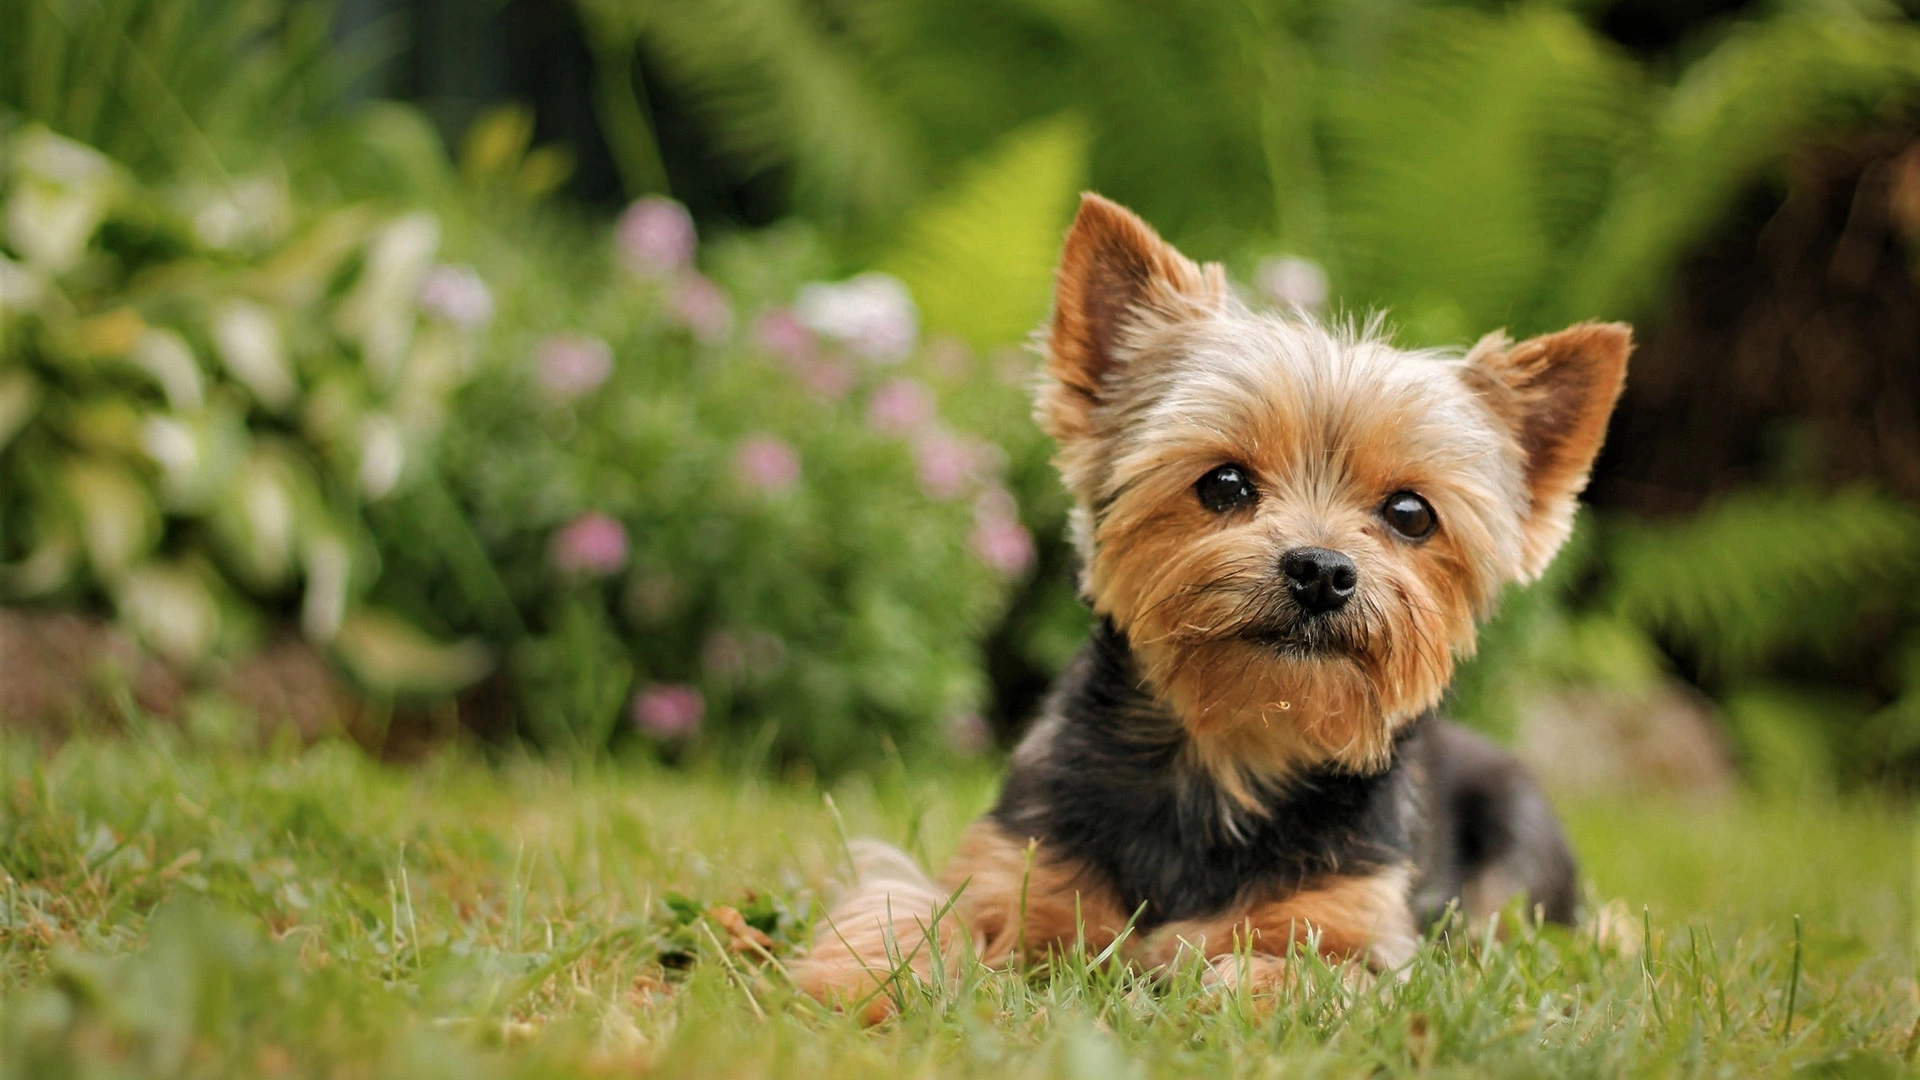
(2, 719), (1913, 1079)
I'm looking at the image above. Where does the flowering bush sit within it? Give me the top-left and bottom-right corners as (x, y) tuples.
(2, 119), (1033, 769)
(360, 205), (1031, 769)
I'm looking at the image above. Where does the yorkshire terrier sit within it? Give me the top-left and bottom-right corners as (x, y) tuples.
(793, 194), (1630, 1018)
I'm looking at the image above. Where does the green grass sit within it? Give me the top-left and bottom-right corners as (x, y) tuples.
(1, 720), (1914, 1079)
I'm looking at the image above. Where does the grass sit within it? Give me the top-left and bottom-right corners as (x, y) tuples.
(1, 717), (1914, 1079)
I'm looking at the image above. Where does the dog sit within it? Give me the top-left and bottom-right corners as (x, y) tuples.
(792, 194), (1629, 1019)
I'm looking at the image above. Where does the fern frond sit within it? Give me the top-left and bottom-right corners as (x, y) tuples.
(1605, 489), (1920, 678)
(593, 0), (930, 229)
(1559, 12), (1920, 323)
(877, 115), (1089, 349)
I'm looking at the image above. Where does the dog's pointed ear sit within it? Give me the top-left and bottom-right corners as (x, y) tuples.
(1039, 193), (1226, 443)
(1466, 321), (1632, 579)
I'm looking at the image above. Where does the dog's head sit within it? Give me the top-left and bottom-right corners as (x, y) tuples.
(1038, 194), (1629, 781)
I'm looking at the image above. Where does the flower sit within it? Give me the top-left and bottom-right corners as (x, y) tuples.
(632, 683), (704, 738)
(733, 434), (801, 495)
(794, 273), (918, 363)
(971, 489), (1035, 576)
(669, 273), (733, 344)
(1254, 255), (1329, 310)
(796, 357), (856, 401)
(550, 512), (629, 576)
(944, 712), (994, 757)
(616, 197), (697, 276)
(418, 264), (495, 328)
(865, 377), (934, 434)
(752, 308), (816, 365)
(535, 333), (613, 401)
(912, 428), (999, 500)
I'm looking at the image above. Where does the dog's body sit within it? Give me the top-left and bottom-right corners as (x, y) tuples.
(793, 195), (1626, 1017)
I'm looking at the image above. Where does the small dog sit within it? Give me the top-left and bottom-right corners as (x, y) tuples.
(794, 194), (1629, 1018)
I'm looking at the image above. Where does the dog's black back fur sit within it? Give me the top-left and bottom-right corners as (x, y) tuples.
(991, 620), (1578, 932)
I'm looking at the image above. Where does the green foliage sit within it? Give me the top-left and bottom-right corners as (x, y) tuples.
(0, 0), (354, 181)
(1453, 489), (1920, 784)
(0, 124), (493, 692)
(878, 115), (1089, 351)
(587, 0), (1920, 336)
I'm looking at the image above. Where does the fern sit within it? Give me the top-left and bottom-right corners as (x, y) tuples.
(1604, 489), (1920, 679)
(877, 115), (1089, 349)
(584, 0), (930, 228)
(1560, 11), (1920, 322)
(0, 0), (362, 180)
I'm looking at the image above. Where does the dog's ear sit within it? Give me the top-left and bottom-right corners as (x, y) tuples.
(1039, 193), (1226, 444)
(1466, 322), (1632, 579)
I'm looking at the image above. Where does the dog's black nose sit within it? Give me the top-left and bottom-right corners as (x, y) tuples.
(1282, 547), (1358, 614)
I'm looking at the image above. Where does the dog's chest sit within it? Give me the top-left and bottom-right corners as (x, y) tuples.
(994, 726), (1418, 931)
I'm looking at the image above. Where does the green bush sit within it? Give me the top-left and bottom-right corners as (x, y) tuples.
(0, 113), (1032, 769)
(0, 123), (491, 691)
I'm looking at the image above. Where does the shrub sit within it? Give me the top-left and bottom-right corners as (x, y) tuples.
(0, 117), (1029, 770)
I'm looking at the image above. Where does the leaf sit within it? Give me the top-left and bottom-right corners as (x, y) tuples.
(331, 610), (493, 697)
(63, 457), (160, 581)
(878, 114), (1089, 350)
(1606, 489), (1920, 677)
(1560, 13), (1920, 322)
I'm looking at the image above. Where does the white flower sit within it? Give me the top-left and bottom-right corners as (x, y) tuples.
(212, 300), (296, 411)
(418, 264), (494, 329)
(1254, 256), (1330, 310)
(794, 272), (919, 364)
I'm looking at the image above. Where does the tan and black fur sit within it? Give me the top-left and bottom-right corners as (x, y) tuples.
(792, 194), (1628, 1017)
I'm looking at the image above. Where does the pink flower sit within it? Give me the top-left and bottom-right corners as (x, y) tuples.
(632, 683), (704, 738)
(550, 512), (629, 576)
(733, 434), (801, 495)
(418, 265), (494, 328)
(616, 197), (696, 276)
(970, 489), (1034, 576)
(944, 712), (993, 757)
(753, 308), (816, 365)
(796, 357), (856, 401)
(534, 333), (613, 401)
(971, 517), (1035, 576)
(913, 429), (1001, 500)
(866, 378), (934, 434)
(670, 273), (733, 344)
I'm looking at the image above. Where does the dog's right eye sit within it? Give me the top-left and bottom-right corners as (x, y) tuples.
(1195, 464), (1257, 513)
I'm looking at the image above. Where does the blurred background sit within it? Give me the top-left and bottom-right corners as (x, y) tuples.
(3, 0), (1918, 798)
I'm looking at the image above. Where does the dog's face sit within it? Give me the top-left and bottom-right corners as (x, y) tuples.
(1039, 195), (1629, 782)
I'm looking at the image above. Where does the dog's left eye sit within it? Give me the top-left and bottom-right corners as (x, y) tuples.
(1381, 491), (1437, 540)
(1195, 464), (1257, 513)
